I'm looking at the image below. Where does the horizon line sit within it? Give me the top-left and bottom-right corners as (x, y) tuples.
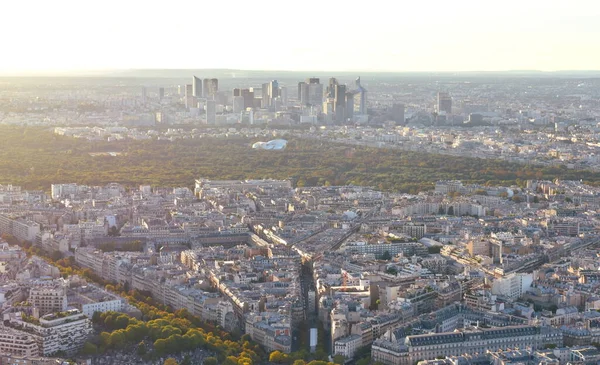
(2, 68), (600, 78)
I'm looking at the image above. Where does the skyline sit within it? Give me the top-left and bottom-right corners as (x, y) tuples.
(2, 0), (600, 75)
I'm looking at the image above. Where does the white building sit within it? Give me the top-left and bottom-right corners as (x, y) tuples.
(491, 273), (533, 300)
(334, 334), (362, 359)
(50, 183), (80, 200)
(6, 309), (93, 356)
(29, 285), (67, 316)
(0, 327), (39, 357)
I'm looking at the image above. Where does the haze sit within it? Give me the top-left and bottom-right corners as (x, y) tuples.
(1, 0), (600, 74)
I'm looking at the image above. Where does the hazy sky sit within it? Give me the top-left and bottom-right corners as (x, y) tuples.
(2, 0), (599, 74)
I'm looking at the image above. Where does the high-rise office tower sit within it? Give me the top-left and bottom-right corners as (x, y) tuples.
(280, 87), (288, 106)
(192, 76), (202, 97)
(391, 103), (405, 124)
(266, 80), (280, 109)
(345, 91), (355, 120)
(141, 87), (147, 103)
(232, 96), (245, 113)
(437, 92), (452, 114)
(261, 83), (269, 108)
(354, 77), (367, 115)
(233, 88), (241, 97)
(184, 84), (194, 109)
(334, 84), (346, 108)
(334, 84), (347, 123)
(269, 80), (279, 99)
(327, 77), (338, 98)
(306, 78), (323, 107)
(203, 78), (219, 99)
(206, 100), (216, 125)
(322, 99), (334, 124)
(159, 87), (165, 100)
(241, 89), (254, 109)
(298, 82), (308, 105)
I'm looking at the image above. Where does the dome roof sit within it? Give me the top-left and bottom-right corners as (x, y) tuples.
(252, 139), (287, 150)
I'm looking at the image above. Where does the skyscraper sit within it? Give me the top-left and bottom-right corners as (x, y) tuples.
(345, 91), (355, 120)
(266, 80), (280, 109)
(192, 76), (202, 97)
(241, 89), (254, 109)
(327, 77), (338, 98)
(306, 78), (323, 108)
(280, 87), (288, 106)
(141, 87), (147, 103)
(437, 92), (452, 114)
(184, 84), (194, 109)
(261, 83), (269, 108)
(203, 78), (218, 99)
(354, 77), (367, 116)
(158, 87), (165, 100)
(334, 84), (346, 108)
(232, 96), (245, 113)
(334, 84), (347, 123)
(206, 100), (216, 125)
(269, 80), (279, 99)
(233, 88), (241, 97)
(298, 82), (308, 105)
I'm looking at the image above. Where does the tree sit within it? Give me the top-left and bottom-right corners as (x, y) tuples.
(92, 311), (102, 324)
(204, 357), (218, 365)
(108, 226), (120, 236)
(137, 341), (147, 356)
(269, 350), (289, 363)
(381, 250), (392, 261)
(114, 314), (130, 329)
(356, 358), (371, 365)
(50, 250), (63, 261)
(80, 341), (97, 356)
(333, 355), (346, 364)
(428, 246), (441, 254)
(108, 331), (126, 349)
(163, 358), (178, 365)
(222, 357), (239, 365)
(314, 348), (328, 361)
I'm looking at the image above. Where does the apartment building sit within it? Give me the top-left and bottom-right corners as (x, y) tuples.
(6, 309), (92, 356)
(244, 314), (292, 353)
(29, 286), (67, 316)
(334, 334), (362, 359)
(0, 214), (41, 242)
(0, 327), (39, 357)
(372, 325), (563, 365)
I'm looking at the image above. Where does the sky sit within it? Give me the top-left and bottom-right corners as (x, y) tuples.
(1, 0), (599, 74)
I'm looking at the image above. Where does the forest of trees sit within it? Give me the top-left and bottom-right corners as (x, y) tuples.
(1, 126), (598, 193)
